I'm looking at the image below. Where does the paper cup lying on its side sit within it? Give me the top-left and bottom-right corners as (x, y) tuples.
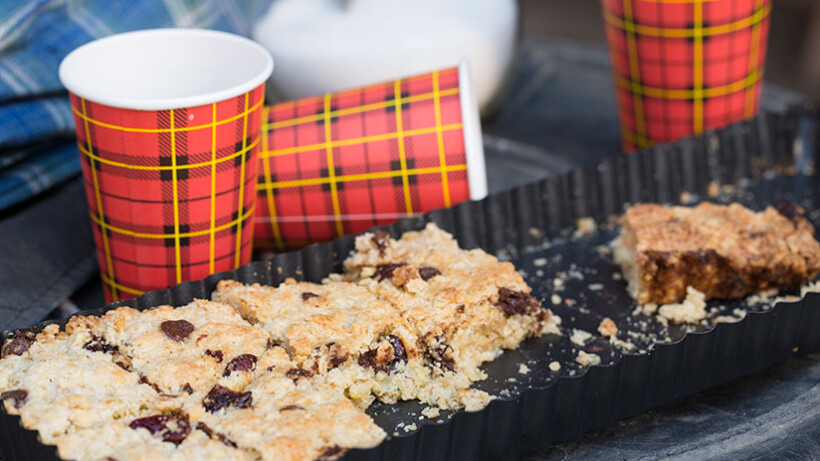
(254, 62), (487, 250)
(60, 29), (273, 302)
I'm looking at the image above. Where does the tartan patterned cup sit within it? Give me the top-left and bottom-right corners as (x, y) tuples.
(59, 29), (273, 302)
(254, 63), (487, 250)
(602, 0), (771, 152)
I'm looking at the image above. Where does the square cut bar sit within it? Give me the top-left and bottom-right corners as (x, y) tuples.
(613, 203), (820, 305)
(214, 278), (493, 410)
(341, 224), (560, 400)
(0, 301), (386, 461)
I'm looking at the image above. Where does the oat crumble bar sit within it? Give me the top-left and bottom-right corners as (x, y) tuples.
(0, 223), (554, 460)
(0, 300), (384, 461)
(613, 203), (820, 304)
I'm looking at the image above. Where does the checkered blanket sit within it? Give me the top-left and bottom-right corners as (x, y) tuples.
(0, 0), (269, 211)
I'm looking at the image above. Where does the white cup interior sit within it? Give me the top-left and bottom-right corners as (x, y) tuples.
(59, 28), (273, 111)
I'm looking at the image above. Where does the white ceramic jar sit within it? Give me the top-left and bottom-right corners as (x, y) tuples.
(252, 0), (518, 113)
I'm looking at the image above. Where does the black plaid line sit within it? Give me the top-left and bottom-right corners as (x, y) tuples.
(159, 156), (173, 180)
(320, 167), (344, 191)
(384, 91), (410, 112)
(177, 155), (189, 180)
(685, 22), (711, 43)
(163, 225), (175, 247)
(230, 211), (239, 234)
(83, 145), (103, 170)
(179, 224), (190, 246)
(683, 85), (710, 103)
(390, 159), (416, 185)
(314, 105), (339, 124)
(233, 138), (254, 166)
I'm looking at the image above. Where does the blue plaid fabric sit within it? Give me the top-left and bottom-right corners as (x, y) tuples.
(0, 0), (271, 210)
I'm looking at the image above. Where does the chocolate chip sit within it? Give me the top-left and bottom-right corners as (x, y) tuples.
(181, 383), (194, 394)
(318, 445), (346, 460)
(223, 354), (257, 376)
(357, 335), (407, 373)
(456, 304), (465, 313)
(279, 404), (304, 412)
(203, 385), (252, 413)
(418, 267), (441, 281)
(285, 368), (314, 382)
(372, 231), (390, 256)
(373, 263), (406, 281)
(195, 422), (238, 448)
(129, 414), (190, 444)
(205, 349), (223, 362)
(424, 335), (455, 372)
(1, 331), (35, 358)
(496, 288), (540, 316)
(160, 320), (195, 342)
(302, 292), (319, 301)
(1, 389), (27, 409)
(84, 334), (118, 353)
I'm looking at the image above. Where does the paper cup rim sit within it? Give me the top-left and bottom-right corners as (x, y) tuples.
(59, 28), (274, 111)
(458, 62), (488, 200)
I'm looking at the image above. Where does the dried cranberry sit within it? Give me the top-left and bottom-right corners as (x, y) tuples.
(181, 383), (194, 394)
(203, 385), (252, 413)
(372, 231), (390, 256)
(286, 368), (314, 382)
(0, 389), (27, 409)
(777, 202), (802, 220)
(129, 414), (190, 444)
(205, 349), (223, 362)
(1, 331), (35, 358)
(279, 404), (304, 411)
(160, 320), (195, 342)
(373, 263), (406, 281)
(223, 354), (257, 376)
(318, 445), (346, 460)
(418, 267), (441, 281)
(302, 292), (319, 301)
(496, 288), (539, 316)
(196, 422), (237, 448)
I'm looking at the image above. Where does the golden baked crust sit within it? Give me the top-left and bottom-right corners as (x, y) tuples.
(0, 223), (553, 460)
(614, 202), (820, 304)
(213, 278), (415, 369)
(0, 301), (385, 461)
(340, 224), (561, 409)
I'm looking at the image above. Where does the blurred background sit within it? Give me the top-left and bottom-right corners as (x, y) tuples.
(522, 0), (819, 98)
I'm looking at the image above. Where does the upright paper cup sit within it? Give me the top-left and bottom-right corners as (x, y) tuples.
(254, 63), (487, 250)
(602, 0), (771, 152)
(60, 29), (273, 302)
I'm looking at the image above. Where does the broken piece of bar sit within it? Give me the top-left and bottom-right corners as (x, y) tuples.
(613, 202), (820, 305)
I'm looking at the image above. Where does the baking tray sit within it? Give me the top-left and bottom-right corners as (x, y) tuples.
(1, 103), (819, 461)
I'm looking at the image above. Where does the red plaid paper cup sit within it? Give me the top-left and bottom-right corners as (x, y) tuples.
(254, 63), (487, 250)
(59, 29), (273, 302)
(602, 0), (771, 152)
